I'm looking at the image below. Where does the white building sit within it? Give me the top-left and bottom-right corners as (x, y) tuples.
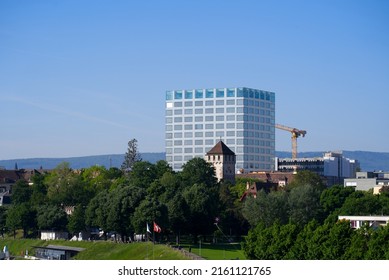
(338, 216), (389, 229)
(344, 171), (389, 192)
(276, 151), (360, 185)
(40, 231), (69, 240)
(165, 87), (275, 172)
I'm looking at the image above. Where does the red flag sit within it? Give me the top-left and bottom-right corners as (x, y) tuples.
(153, 222), (161, 233)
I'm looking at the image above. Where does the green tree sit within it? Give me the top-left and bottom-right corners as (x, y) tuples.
(242, 190), (288, 227)
(131, 198), (168, 234)
(153, 171), (189, 235)
(11, 179), (31, 205)
(81, 166), (113, 195)
(287, 170), (326, 191)
(106, 185), (145, 237)
(5, 206), (20, 238)
(5, 203), (36, 238)
(243, 222), (271, 259)
(267, 222), (300, 259)
(67, 204), (86, 235)
(322, 220), (354, 259)
(243, 222), (300, 260)
(241, 196), (260, 227)
(36, 204), (67, 231)
(320, 185), (354, 215)
(288, 184), (324, 225)
(45, 162), (93, 206)
(343, 224), (371, 259)
(366, 225), (389, 259)
(157, 170), (181, 201)
(166, 193), (189, 235)
(218, 181), (248, 236)
(121, 138), (142, 170)
(154, 160), (173, 179)
(376, 193), (389, 215)
(285, 219), (320, 259)
(129, 161), (157, 189)
(85, 190), (110, 235)
(106, 167), (124, 180)
(0, 206), (7, 237)
(304, 222), (332, 259)
(180, 157), (217, 188)
(339, 191), (381, 216)
(30, 173), (48, 206)
(183, 183), (219, 237)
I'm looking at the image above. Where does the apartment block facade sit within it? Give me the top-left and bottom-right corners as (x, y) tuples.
(165, 87), (275, 172)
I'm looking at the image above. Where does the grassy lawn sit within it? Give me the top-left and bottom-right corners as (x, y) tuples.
(179, 242), (247, 260)
(0, 236), (247, 260)
(73, 241), (190, 260)
(0, 239), (190, 260)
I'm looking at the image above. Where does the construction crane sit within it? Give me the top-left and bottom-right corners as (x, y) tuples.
(275, 124), (307, 159)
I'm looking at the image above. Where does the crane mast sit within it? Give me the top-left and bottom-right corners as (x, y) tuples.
(275, 124), (307, 159)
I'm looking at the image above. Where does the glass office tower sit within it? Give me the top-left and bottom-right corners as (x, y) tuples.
(165, 87), (275, 172)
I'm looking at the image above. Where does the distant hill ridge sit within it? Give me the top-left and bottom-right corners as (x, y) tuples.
(0, 151), (388, 172)
(0, 153), (165, 170)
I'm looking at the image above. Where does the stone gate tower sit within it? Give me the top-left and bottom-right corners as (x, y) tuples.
(205, 140), (236, 184)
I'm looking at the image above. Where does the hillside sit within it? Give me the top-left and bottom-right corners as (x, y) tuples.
(0, 153), (165, 170)
(0, 239), (191, 260)
(1, 151), (388, 172)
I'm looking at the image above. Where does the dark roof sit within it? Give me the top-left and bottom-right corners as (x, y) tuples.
(206, 141), (235, 155)
(33, 245), (85, 252)
(0, 170), (24, 183)
(236, 172), (295, 183)
(0, 169), (47, 184)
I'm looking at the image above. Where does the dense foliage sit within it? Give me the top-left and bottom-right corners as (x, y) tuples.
(3, 161), (389, 259)
(242, 171), (389, 260)
(3, 158), (230, 241)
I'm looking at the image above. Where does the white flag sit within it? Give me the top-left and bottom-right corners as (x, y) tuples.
(146, 223), (151, 233)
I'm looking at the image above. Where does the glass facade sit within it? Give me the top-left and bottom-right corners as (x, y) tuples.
(165, 87), (275, 172)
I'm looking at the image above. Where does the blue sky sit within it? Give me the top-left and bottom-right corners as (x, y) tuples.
(0, 0), (388, 160)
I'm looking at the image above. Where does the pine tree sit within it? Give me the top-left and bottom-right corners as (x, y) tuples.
(121, 138), (142, 171)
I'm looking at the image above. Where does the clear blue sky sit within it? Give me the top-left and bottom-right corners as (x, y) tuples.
(1, 0), (388, 160)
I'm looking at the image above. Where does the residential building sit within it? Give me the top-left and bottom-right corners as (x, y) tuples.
(0, 168), (49, 206)
(237, 171), (295, 188)
(276, 151), (360, 185)
(238, 172), (296, 201)
(0, 192), (11, 207)
(165, 87), (275, 172)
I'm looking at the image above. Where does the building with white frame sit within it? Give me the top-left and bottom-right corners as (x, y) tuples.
(276, 151), (360, 185)
(344, 171), (389, 192)
(165, 87), (275, 172)
(338, 216), (389, 229)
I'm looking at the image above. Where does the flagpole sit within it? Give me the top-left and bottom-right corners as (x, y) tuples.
(146, 223), (149, 260)
(152, 228), (155, 260)
(146, 222), (152, 260)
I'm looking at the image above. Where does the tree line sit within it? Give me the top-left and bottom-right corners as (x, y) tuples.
(0, 157), (243, 241)
(1, 145), (389, 259)
(242, 171), (389, 259)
